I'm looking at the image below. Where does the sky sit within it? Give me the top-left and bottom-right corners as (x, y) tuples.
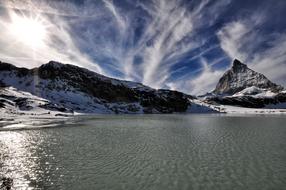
(0, 0), (285, 95)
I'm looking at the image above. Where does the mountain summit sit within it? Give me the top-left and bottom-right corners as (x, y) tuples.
(213, 59), (283, 95)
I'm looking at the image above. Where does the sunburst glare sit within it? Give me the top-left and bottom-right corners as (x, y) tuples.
(9, 12), (47, 49)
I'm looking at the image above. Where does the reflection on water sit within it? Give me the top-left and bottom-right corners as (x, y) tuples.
(0, 128), (66, 189)
(0, 114), (286, 190)
(0, 132), (38, 189)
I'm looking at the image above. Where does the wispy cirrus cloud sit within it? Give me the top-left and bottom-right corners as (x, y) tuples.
(97, 0), (232, 88)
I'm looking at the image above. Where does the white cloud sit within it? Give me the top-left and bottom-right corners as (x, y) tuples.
(217, 21), (249, 62)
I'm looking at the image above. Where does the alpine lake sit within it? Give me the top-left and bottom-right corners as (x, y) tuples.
(0, 114), (286, 190)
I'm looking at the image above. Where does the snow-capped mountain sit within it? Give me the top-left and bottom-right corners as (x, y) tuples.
(0, 60), (215, 115)
(213, 59), (283, 95)
(203, 59), (286, 109)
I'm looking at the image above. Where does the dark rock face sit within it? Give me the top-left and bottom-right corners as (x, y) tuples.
(213, 59), (283, 95)
(0, 61), (191, 113)
(0, 61), (17, 71)
(139, 89), (189, 113)
(36, 62), (140, 103)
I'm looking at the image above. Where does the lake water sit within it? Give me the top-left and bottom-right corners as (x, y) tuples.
(0, 114), (286, 190)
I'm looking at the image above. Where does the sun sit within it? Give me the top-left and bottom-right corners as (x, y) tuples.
(9, 12), (47, 49)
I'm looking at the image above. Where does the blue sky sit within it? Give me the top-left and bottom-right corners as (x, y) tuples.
(0, 0), (285, 95)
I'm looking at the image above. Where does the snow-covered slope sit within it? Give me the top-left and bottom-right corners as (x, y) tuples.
(205, 91), (286, 109)
(0, 87), (73, 118)
(195, 99), (286, 114)
(232, 86), (277, 98)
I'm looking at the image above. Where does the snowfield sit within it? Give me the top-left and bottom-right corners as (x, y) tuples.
(191, 99), (286, 114)
(232, 86), (277, 98)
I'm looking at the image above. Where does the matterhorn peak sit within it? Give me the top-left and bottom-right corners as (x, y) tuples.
(213, 59), (283, 95)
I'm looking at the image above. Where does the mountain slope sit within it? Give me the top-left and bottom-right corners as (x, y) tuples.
(0, 60), (212, 114)
(213, 59), (283, 95)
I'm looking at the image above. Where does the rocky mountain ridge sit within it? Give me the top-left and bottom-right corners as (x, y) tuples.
(0, 60), (214, 114)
